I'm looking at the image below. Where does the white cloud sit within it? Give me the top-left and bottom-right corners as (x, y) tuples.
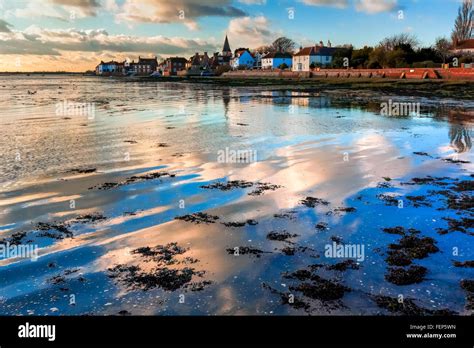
(298, 0), (349, 8)
(6, 1), (70, 21)
(355, 0), (398, 14)
(298, 0), (398, 13)
(238, 0), (267, 4)
(0, 26), (219, 57)
(227, 16), (279, 49)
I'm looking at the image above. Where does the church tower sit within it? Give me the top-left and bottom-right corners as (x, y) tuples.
(222, 35), (232, 57)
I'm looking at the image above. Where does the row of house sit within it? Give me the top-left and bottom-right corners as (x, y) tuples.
(95, 36), (474, 77)
(95, 57), (159, 76)
(232, 41), (337, 71)
(95, 36), (338, 76)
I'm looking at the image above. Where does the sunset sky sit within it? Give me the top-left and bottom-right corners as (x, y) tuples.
(0, 0), (464, 72)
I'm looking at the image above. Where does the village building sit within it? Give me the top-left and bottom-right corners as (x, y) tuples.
(129, 56), (158, 75)
(218, 35), (233, 65)
(163, 57), (187, 76)
(451, 39), (474, 55)
(186, 52), (211, 76)
(292, 42), (336, 72)
(252, 51), (266, 69)
(95, 61), (125, 75)
(261, 52), (293, 70)
(209, 53), (221, 70)
(231, 48), (255, 69)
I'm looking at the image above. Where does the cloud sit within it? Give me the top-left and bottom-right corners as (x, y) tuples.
(227, 16), (279, 49)
(297, 0), (349, 8)
(0, 19), (12, 33)
(6, 0), (100, 21)
(354, 0), (398, 14)
(238, 0), (267, 4)
(49, 0), (101, 16)
(6, 2), (70, 22)
(0, 25), (219, 57)
(298, 0), (398, 13)
(115, 0), (246, 27)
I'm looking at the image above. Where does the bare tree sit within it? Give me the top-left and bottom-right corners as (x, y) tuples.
(253, 45), (273, 54)
(271, 37), (296, 53)
(452, 0), (473, 45)
(379, 33), (419, 51)
(435, 37), (451, 63)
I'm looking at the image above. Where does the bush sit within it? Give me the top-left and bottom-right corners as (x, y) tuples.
(279, 63), (289, 70)
(459, 56), (474, 64)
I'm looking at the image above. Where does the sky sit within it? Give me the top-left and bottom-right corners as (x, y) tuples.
(0, 0), (466, 72)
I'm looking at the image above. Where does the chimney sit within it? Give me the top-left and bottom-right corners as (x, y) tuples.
(327, 40), (332, 48)
(319, 41), (324, 48)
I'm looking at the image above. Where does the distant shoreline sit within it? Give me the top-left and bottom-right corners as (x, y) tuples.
(0, 72), (86, 75)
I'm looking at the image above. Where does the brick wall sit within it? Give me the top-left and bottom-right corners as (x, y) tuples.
(222, 67), (474, 80)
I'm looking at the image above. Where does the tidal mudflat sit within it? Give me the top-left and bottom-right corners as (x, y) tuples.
(0, 75), (473, 315)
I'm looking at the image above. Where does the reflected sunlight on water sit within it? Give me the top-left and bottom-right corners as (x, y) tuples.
(0, 75), (472, 316)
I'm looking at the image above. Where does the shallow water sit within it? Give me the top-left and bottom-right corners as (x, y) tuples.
(0, 75), (473, 315)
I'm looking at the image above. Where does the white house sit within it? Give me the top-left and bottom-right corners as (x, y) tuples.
(253, 51), (265, 69)
(261, 52), (293, 70)
(292, 45), (336, 72)
(231, 49), (255, 69)
(95, 60), (125, 75)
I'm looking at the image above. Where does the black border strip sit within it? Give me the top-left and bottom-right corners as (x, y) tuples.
(0, 316), (472, 346)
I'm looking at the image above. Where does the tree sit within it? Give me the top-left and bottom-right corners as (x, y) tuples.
(414, 47), (440, 63)
(451, 0), (473, 45)
(331, 46), (353, 68)
(271, 37), (296, 53)
(253, 45), (273, 54)
(385, 48), (407, 68)
(279, 63), (289, 70)
(351, 46), (373, 68)
(368, 46), (387, 68)
(367, 34), (419, 68)
(435, 37), (451, 63)
(379, 33), (419, 51)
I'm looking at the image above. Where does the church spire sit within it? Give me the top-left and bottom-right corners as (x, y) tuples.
(223, 35), (231, 54)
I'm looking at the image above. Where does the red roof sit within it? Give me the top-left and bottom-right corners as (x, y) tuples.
(455, 39), (474, 50)
(294, 47), (316, 56)
(294, 46), (336, 56)
(235, 49), (254, 58)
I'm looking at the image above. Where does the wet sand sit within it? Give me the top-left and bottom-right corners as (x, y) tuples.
(0, 75), (473, 315)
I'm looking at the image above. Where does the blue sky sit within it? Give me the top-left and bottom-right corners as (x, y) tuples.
(0, 0), (465, 71)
